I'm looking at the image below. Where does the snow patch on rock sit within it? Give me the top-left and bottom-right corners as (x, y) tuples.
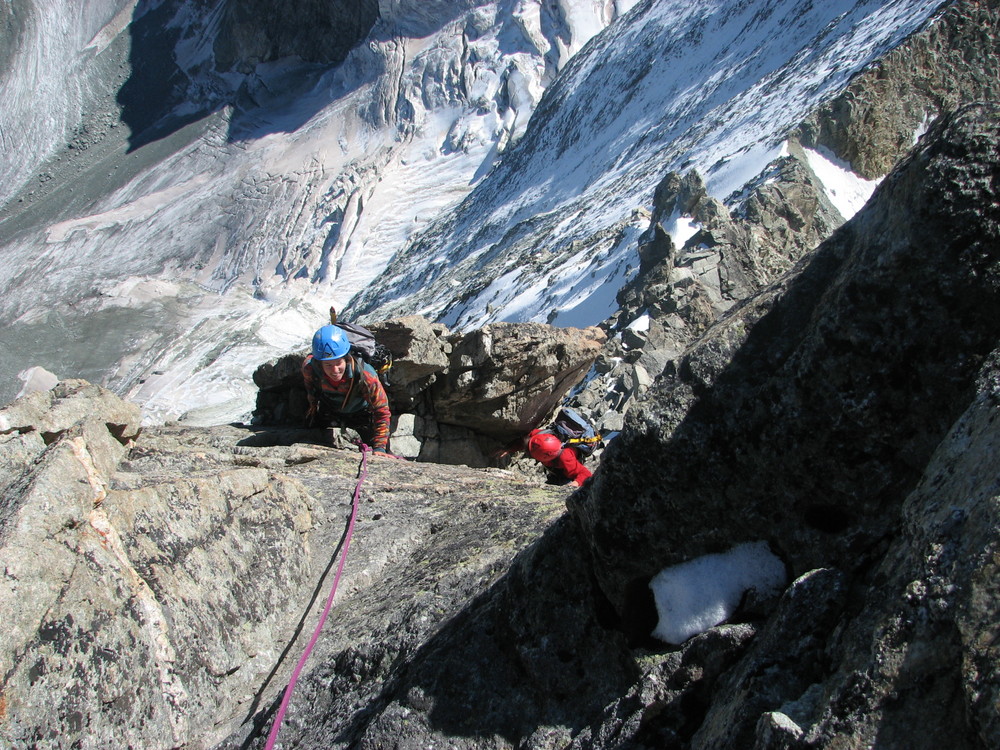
(650, 540), (787, 645)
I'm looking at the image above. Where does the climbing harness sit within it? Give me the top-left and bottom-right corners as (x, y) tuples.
(264, 443), (370, 749)
(549, 406), (602, 457)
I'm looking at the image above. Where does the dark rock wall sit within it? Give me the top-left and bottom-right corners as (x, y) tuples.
(569, 102), (1000, 748)
(214, 0), (380, 73)
(575, 102), (1000, 608)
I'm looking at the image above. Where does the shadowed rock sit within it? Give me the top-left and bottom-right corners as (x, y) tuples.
(571, 102), (1000, 749)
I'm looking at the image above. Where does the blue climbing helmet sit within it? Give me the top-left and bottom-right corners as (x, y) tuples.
(312, 325), (351, 361)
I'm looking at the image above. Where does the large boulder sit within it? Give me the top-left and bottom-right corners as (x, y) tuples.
(366, 315), (452, 399)
(433, 322), (607, 440)
(252, 352), (311, 426)
(0, 379), (141, 447)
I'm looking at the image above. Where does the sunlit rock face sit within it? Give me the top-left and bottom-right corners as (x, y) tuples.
(0, 377), (575, 749)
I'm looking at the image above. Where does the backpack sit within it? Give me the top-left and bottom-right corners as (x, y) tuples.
(549, 406), (602, 458)
(334, 321), (393, 386)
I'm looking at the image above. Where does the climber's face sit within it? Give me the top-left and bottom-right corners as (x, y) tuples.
(321, 357), (347, 382)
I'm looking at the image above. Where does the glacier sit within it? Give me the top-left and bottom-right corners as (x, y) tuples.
(0, 0), (942, 424)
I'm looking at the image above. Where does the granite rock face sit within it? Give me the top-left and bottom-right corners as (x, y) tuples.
(0, 384), (316, 748)
(366, 315), (452, 396)
(432, 321), (607, 439)
(0, 380), (574, 749)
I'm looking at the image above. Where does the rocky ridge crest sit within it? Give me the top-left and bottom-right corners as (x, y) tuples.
(570, 0), (1000, 436)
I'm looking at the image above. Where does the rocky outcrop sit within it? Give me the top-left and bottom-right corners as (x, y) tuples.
(573, 0), (1000, 439)
(798, 0), (1000, 179)
(0, 383), (315, 748)
(252, 317), (606, 466)
(0, 379), (141, 445)
(432, 321), (606, 438)
(366, 315), (452, 397)
(617, 161), (843, 329)
(575, 151), (844, 438)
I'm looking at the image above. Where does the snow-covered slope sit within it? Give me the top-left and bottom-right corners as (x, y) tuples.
(354, 0), (942, 330)
(0, 0), (941, 424)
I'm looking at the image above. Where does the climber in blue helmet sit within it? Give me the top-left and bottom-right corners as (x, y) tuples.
(302, 325), (392, 454)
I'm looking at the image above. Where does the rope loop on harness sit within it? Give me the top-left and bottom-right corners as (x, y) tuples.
(265, 443), (370, 749)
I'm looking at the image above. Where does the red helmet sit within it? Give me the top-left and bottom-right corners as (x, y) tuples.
(528, 432), (563, 462)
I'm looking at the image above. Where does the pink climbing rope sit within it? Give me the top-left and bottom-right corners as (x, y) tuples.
(265, 443), (370, 749)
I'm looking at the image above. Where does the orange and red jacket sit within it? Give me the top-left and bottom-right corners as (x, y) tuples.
(302, 354), (391, 451)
